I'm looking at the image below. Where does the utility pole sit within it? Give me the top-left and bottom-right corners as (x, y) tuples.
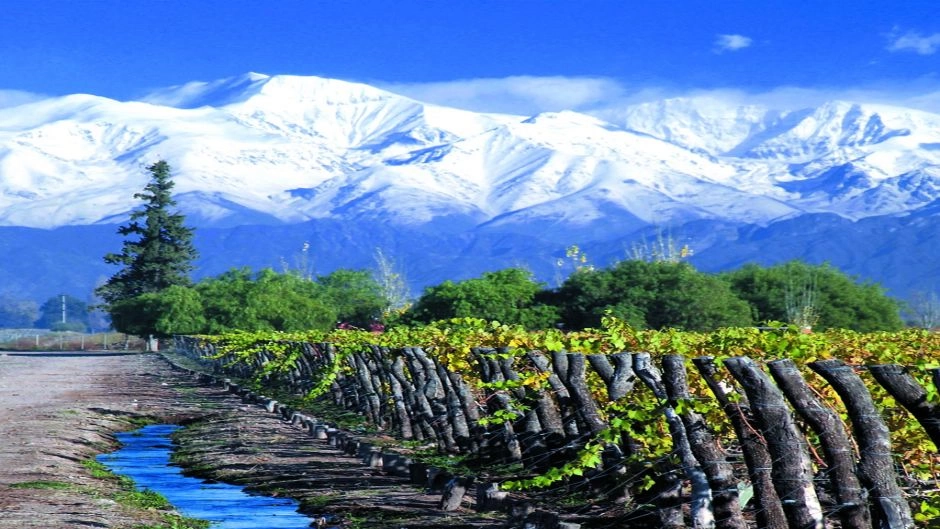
(61, 294), (66, 324)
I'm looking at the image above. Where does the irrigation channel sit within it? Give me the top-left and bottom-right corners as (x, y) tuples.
(97, 424), (318, 529)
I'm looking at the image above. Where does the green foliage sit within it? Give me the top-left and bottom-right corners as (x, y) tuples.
(108, 295), (160, 338)
(115, 488), (172, 510)
(9, 480), (73, 490)
(192, 318), (940, 516)
(109, 286), (207, 338)
(109, 266), (386, 336)
(83, 458), (124, 481)
(405, 268), (559, 329)
(152, 285), (206, 335)
(97, 161), (198, 336)
(197, 268), (337, 333)
(317, 268), (386, 327)
(0, 294), (39, 328)
(723, 261), (903, 332)
(553, 260), (752, 331)
(35, 295), (89, 331)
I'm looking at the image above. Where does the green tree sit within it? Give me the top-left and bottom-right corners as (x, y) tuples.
(0, 294), (39, 328)
(317, 269), (386, 328)
(406, 268), (559, 329)
(196, 268), (336, 333)
(35, 295), (89, 331)
(108, 294), (161, 338)
(553, 260), (752, 331)
(96, 161), (198, 338)
(151, 285), (207, 336)
(723, 261), (903, 332)
(195, 268), (255, 332)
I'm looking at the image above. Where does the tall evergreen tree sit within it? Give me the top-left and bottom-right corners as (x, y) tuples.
(97, 161), (197, 314)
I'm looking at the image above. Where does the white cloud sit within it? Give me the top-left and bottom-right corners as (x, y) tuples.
(714, 34), (753, 53)
(0, 89), (45, 109)
(379, 75), (940, 116)
(380, 76), (630, 116)
(887, 31), (940, 55)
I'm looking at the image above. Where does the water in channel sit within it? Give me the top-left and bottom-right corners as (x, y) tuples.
(97, 424), (315, 529)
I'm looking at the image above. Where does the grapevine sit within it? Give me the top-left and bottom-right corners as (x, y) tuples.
(178, 319), (940, 526)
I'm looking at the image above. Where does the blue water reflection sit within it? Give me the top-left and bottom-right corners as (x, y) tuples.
(97, 424), (313, 528)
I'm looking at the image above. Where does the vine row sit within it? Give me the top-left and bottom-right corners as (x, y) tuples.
(174, 318), (940, 528)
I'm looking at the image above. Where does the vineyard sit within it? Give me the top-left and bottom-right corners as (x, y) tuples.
(174, 318), (940, 529)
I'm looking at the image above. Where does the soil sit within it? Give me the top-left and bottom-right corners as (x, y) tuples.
(0, 351), (504, 529)
(0, 351), (198, 528)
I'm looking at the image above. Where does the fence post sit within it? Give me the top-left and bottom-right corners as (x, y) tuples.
(528, 351), (580, 438)
(767, 359), (872, 529)
(496, 349), (546, 461)
(559, 353), (607, 435)
(587, 352), (637, 401)
(693, 356), (787, 529)
(373, 347), (413, 440)
(519, 352), (566, 448)
(810, 360), (914, 529)
(435, 355), (472, 452)
(412, 347), (458, 452)
(724, 356), (824, 529)
(471, 347), (522, 462)
(868, 364), (940, 449)
(388, 353), (428, 441)
(635, 352), (713, 529)
(663, 355), (747, 529)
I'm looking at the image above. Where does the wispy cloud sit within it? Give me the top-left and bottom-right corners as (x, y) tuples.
(713, 34), (753, 53)
(0, 89), (45, 108)
(700, 84), (940, 114)
(380, 76), (940, 116)
(380, 76), (630, 116)
(887, 30), (940, 55)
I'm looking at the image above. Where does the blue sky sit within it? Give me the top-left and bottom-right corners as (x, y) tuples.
(1, 1), (938, 113)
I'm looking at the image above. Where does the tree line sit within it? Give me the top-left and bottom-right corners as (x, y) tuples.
(95, 162), (910, 341)
(403, 261), (904, 332)
(0, 294), (102, 331)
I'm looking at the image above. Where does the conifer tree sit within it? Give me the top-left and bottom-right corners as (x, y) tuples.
(97, 161), (198, 309)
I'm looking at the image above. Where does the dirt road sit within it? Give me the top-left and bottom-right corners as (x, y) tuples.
(0, 352), (501, 529)
(0, 351), (205, 528)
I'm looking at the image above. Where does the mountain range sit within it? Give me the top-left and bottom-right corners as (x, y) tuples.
(0, 73), (937, 305)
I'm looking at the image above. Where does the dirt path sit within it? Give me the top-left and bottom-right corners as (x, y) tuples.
(0, 352), (503, 529)
(0, 351), (204, 528)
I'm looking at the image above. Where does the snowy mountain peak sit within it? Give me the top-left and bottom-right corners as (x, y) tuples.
(522, 110), (610, 128)
(0, 72), (937, 233)
(141, 72), (270, 108)
(0, 73), (938, 303)
(597, 96), (774, 154)
(731, 100), (937, 165)
(249, 74), (398, 104)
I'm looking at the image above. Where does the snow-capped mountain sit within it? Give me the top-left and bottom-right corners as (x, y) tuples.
(3, 72), (938, 229)
(0, 73), (937, 302)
